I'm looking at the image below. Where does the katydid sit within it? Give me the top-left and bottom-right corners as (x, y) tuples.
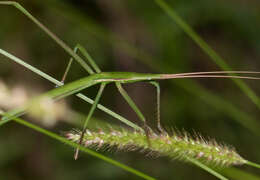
(1, 1), (260, 161)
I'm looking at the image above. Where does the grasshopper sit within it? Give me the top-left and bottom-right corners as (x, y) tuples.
(1, 1), (260, 161)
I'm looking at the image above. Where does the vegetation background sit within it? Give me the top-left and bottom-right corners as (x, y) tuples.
(0, 0), (259, 179)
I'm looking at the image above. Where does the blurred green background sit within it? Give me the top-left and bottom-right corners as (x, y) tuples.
(0, 0), (260, 179)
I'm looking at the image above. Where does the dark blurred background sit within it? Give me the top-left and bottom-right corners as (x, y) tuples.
(0, 0), (260, 179)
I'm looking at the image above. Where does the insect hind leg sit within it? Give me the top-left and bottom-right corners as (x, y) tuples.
(149, 81), (166, 134)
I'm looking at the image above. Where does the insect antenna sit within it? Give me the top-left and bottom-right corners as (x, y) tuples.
(160, 71), (260, 80)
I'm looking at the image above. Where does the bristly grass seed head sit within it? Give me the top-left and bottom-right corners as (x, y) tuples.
(66, 128), (247, 167)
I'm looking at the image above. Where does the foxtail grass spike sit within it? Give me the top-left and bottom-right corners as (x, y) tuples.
(66, 128), (247, 167)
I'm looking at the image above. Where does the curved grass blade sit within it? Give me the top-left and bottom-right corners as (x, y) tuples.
(188, 158), (228, 180)
(220, 167), (260, 180)
(0, 1), (94, 74)
(1, 115), (155, 180)
(153, 0), (260, 109)
(247, 161), (260, 169)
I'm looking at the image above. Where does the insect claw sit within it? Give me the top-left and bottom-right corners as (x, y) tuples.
(157, 124), (166, 134)
(143, 124), (153, 147)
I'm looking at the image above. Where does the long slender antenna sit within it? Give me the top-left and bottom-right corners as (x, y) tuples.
(171, 71), (260, 77)
(59, 44), (102, 85)
(160, 74), (260, 80)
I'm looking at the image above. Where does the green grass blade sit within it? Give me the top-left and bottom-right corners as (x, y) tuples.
(220, 167), (260, 180)
(76, 93), (142, 131)
(0, 1), (94, 74)
(5, 116), (155, 180)
(247, 161), (260, 169)
(187, 158), (228, 180)
(0, 74), (101, 125)
(154, 0), (260, 109)
(0, 48), (62, 85)
(3, 111), (225, 180)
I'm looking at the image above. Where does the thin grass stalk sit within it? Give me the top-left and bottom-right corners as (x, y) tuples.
(0, 113), (155, 180)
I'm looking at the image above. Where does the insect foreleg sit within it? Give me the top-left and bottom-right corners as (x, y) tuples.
(74, 44), (101, 73)
(60, 44), (102, 84)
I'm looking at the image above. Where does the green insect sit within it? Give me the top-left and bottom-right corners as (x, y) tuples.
(1, 1), (260, 163)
